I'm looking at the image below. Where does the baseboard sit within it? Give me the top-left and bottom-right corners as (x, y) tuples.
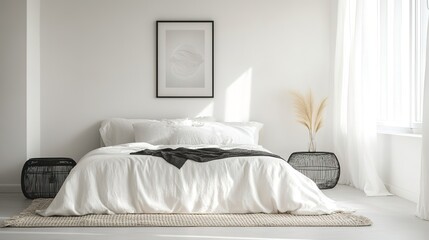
(0, 184), (21, 193)
(385, 184), (418, 203)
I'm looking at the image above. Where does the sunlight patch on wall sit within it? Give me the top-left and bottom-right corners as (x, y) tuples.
(197, 101), (214, 117)
(224, 68), (253, 122)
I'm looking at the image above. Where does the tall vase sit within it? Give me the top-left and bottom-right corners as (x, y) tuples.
(308, 132), (316, 152)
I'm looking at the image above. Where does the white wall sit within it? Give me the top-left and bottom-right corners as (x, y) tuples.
(39, 0), (336, 162)
(378, 134), (422, 202)
(0, 0), (27, 191)
(27, 0), (41, 158)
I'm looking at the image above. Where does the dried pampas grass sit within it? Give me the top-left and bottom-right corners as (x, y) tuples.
(290, 90), (327, 151)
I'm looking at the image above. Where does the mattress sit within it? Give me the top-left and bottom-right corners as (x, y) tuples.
(37, 142), (348, 216)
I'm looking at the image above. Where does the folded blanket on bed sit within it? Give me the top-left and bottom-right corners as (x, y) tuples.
(131, 147), (284, 169)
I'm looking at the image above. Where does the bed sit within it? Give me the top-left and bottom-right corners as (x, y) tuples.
(37, 118), (347, 216)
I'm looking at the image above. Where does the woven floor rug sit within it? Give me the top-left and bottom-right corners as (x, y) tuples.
(2, 199), (372, 227)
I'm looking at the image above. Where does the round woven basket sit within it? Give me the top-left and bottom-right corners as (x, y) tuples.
(21, 158), (76, 199)
(287, 152), (340, 189)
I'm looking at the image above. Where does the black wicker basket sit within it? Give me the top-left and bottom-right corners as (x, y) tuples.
(287, 152), (340, 189)
(21, 158), (76, 199)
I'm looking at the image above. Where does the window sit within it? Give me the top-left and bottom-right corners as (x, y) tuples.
(377, 0), (429, 134)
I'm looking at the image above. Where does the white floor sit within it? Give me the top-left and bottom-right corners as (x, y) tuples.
(0, 185), (428, 240)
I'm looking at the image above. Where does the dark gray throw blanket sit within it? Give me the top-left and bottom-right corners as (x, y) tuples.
(130, 147), (284, 169)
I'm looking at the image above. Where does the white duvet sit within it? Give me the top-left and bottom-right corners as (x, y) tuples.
(38, 143), (348, 216)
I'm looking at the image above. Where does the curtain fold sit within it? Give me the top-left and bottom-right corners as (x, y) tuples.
(417, 19), (429, 221)
(334, 0), (390, 196)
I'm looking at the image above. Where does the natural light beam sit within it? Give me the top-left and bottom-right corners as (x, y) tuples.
(224, 68), (253, 122)
(197, 101), (214, 117)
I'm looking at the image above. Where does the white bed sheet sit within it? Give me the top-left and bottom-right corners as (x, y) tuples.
(38, 143), (349, 216)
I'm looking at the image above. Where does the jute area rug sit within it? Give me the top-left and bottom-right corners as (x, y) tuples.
(2, 199), (372, 227)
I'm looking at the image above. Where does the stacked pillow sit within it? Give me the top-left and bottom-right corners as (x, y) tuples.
(99, 118), (263, 147)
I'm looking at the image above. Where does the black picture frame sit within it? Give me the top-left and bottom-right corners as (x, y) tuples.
(156, 20), (214, 98)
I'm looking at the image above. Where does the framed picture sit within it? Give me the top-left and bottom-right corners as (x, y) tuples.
(156, 21), (214, 98)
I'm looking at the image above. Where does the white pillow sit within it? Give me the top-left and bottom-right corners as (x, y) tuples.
(162, 116), (215, 126)
(133, 120), (176, 145)
(100, 117), (214, 146)
(168, 125), (230, 145)
(133, 121), (263, 146)
(220, 122), (264, 145)
(202, 122), (263, 145)
(99, 118), (136, 147)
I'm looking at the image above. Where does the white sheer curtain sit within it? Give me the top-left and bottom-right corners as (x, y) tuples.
(417, 19), (429, 221)
(334, 0), (391, 196)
